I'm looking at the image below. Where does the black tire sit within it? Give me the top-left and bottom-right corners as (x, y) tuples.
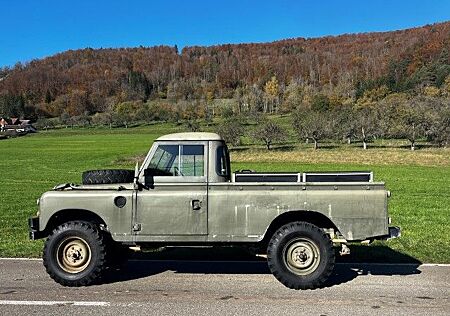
(43, 221), (107, 286)
(82, 169), (134, 185)
(267, 221), (335, 290)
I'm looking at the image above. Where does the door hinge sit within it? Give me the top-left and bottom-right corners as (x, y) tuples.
(132, 223), (142, 232)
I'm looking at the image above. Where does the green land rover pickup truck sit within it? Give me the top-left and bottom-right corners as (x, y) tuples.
(29, 132), (400, 290)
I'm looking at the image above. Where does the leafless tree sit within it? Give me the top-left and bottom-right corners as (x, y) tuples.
(355, 108), (378, 150)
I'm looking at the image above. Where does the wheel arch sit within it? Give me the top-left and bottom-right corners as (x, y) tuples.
(260, 210), (339, 247)
(42, 209), (107, 237)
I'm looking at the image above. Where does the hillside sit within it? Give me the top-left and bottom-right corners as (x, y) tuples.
(0, 21), (449, 119)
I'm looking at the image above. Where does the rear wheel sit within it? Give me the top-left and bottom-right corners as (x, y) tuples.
(43, 221), (107, 286)
(267, 221), (335, 290)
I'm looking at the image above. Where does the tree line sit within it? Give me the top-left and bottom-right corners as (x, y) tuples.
(217, 94), (449, 150)
(0, 22), (449, 122)
(32, 92), (449, 150)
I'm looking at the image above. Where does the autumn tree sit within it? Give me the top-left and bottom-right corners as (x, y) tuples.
(311, 94), (330, 112)
(122, 71), (151, 101)
(66, 90), (90, 116)
(281, 80), (303, 114)
(0, 94), (25, 118)
(216, 118), (245, 146)
(113, 101), (138, 128)
(264, 76), (279, 113)
(334, 106), (357, 144)
(71, 111), (91, 127)
(241, 84), (264, 113)
(383, 97), (423, 149)
(355, 85), (389, 107)
(92, 112), (113, 128)
(292, 110), (334, 150)
(180, 100), (204, 132)
(428, 105), (450, 147)
(442, 75), (450, 97)
(252, 121), (286, 150)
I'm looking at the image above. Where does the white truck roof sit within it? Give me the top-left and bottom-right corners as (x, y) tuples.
(156, 132), (223, 141)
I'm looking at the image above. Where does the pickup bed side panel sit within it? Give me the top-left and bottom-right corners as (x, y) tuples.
(306, 185), (388, 240)
(208, 183), (388, 242)
(208, 184), (302, 241)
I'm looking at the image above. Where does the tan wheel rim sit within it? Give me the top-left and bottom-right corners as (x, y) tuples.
(56, 237), (91, 274)
(282, 237), (320, 276)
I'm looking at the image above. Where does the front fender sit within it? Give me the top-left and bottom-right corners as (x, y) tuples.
(38, 189), (134, 242)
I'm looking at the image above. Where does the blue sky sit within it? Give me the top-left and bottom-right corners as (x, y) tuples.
(1, 0), (449, 68)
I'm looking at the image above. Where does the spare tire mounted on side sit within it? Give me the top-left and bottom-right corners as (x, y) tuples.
(82, 169), (135, 185)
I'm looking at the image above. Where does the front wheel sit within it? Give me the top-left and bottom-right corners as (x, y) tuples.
(43, 221), (107, 286)
(267, 221), (335, 290)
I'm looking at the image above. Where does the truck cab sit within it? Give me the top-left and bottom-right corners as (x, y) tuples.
(135, 132), (226, 237)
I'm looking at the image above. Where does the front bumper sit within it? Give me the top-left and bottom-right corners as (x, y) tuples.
(28, 216), (45, 240)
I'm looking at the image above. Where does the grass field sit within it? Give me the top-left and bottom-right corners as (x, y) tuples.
(0, 124), (449, 263)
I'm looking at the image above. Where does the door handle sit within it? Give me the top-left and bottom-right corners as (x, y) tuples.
(191, 199), (201, 211)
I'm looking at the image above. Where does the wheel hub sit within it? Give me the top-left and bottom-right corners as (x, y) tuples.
(57, 237), (91, 273)
(283, 238), (320, 275)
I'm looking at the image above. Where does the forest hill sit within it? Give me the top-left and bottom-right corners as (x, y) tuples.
(0, 22), (449, 147)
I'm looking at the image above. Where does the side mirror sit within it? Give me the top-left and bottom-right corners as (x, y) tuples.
(143, 169), (155, 189)
(134, 163), (153, 190)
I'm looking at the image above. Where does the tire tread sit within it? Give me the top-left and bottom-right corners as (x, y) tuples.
(81, 169), (134, 185)
(43, 221), (107, 287)
(267, 221), (335, 290)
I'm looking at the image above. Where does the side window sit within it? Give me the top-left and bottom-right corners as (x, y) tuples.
(216, 145), (230, 179)
(180, 145), (204, 176)
(147, 144), (204, 177)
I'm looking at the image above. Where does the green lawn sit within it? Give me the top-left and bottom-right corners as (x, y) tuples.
(0, 125), (449, 263)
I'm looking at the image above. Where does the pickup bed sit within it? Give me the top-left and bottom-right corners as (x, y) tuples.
(29, 132), (400, 290)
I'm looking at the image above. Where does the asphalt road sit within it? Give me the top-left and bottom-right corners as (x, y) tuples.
(0, 258), (448, 316)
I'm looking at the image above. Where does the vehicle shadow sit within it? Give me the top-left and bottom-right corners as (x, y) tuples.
(101, 246), (422, 288)
(325, 262), (421, 288)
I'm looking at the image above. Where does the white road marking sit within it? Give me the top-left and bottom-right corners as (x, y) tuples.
(0, 300), (110, 306)
(420, 263), (450, 267)
(0, 258), (42, 261)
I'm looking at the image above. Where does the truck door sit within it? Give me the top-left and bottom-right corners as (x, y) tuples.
(135, 141), (208, 236)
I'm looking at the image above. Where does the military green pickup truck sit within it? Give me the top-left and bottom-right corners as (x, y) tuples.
(29, 132), (400, 290)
